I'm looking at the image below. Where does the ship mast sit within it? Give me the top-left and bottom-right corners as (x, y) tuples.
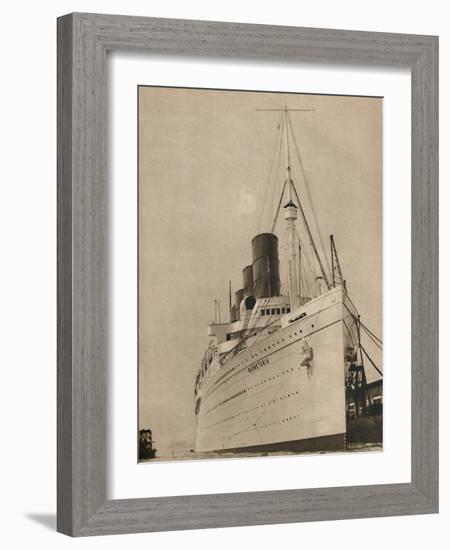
(258, 103), (331, 304)
(282, 103), (300, 308)
(284, 102), (293, 202)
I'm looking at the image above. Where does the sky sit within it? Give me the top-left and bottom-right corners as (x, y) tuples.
(138, 86), (382, 457)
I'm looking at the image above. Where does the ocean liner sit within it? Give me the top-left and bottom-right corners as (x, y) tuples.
(194, 104), (381, 454)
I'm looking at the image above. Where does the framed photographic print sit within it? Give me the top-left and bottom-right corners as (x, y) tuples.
(57, 13), (438, 536)
(137, 86), (383, 462)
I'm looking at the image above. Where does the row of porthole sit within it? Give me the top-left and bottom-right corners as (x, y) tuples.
(203, 402), (268, 430)
(248, 326), (314, 359)
(204, 358), (302, 410)
(203, 389), (301, 431)
(215, 340), (282, 388)
(247, 367), (296, 390)
(256, 413), (301, 430)
(204, 388), (247, 415)
(204, 326), (314, 402)
(204, 368), (299, 421)
(234, 326), (315, 370)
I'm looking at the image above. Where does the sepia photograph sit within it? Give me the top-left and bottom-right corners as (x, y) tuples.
(138, 86), (383, 462)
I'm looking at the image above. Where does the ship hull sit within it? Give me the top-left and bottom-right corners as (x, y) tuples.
(222, 433), (345, 454)
(195, 287), (354, 453)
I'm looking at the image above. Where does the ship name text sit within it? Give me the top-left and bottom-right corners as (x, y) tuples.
(248, 358), (270, 373)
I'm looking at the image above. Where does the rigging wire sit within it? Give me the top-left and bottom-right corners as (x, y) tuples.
(267, 122), (286, 233)
(287, 111), (332, 279)
(270, 179), (288, 233)
(295, 229), (316, 296)
(257, 113), (284, 234)
(242, 295), (271, 339)
(290, 181), (331, 289)
(360, 344), (383, 377)
(359, 319), (383, 345)
(343, 318), (358, 352)
(342, 301), (383, 378)
(220, 297), (277, 366)
(360, 325), (383, 351)
(227, 315), (280, 360)
(343, 300), (383, 347)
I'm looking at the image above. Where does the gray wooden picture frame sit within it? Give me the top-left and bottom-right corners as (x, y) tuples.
(57, 12), (438, 537)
